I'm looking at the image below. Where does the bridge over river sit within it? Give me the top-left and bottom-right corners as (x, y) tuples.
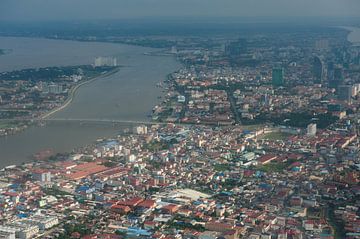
(0, 117), (230, 127)
(0, 118), (170, 125)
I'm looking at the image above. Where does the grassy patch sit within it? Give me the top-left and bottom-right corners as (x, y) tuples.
(214, 163), (231, 172)
(102, 161), (118, 167)
(256, 163), (287, 173)
(43, 187), (72, 197)
(260, 132), (291, 140)
(256, 158), (297, 173)
(241, 124), (265, 131)
(168, 220), (206, 232)
(144, 141), (168, 152)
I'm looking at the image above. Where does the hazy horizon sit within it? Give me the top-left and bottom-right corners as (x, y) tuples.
(1, 0), (360, 22)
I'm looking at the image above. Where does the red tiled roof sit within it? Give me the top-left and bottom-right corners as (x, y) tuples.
(110, 204), (131, 213)
(66, 171), (89, 180)
(137, 199), (156, 208)
(118, 197), (144, 207)
(257, 154), (277, 164)
(162, 204), (179, 213)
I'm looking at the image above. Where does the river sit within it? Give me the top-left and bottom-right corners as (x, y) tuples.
(0, 37), (180, 168)
(341, 26), (360, 45)
(1, 26), (359, 168)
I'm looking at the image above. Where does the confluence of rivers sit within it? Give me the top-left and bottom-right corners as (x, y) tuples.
(0, 37), (180, 168)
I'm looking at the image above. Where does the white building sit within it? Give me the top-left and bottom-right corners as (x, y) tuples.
(307, 123), (317, 136)
(26, 215), (59, 230)
(171, 46), (178, 54)
(127, 154), (137, 163)
(177, 95), (186, 103)
(0, 226), (16, 239)
(32, 170), (52, 183)
(133, 125), (148, 135)
(2, 222), (39, 239)
(94, 56), (117, 67)
(43, 83), (63, 94)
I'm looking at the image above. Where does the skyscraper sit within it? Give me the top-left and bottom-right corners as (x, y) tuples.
(329, 65), (344, 89)
(315, 39), (329, 51)
(94, 56), (117, 67)
(312, 56), (324, 83)
(225, 39), (247, 57)
(307, 123), (317, 136)
(272, 68), (284, 87)
(327, 61), (335, 84)
(338, 85), (352, 102)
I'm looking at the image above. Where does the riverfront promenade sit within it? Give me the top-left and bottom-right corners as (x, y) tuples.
(41, 67), (120, 119)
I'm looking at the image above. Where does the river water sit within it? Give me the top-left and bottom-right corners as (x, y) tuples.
(342, 26), (360, 46)
(0, 37), (180, 168)
(1, 26), (360, 168)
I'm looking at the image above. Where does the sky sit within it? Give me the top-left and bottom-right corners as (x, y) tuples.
(1, 0), (360, 22)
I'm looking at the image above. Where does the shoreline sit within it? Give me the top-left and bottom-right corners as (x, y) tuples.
(0, 68), (121, 168)
(338, 26), (360, 45)
(40, 67), (120, 119)
(0, 36), (180, 169)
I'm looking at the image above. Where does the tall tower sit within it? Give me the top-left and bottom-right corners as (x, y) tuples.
(307, 123), (317, 136)
(313, 56), (324, 83)
(272, 68), (284, 87)
(338, 85), (352, 102)
(329, 65), (344, 89)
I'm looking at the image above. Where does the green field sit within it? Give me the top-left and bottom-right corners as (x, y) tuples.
(256, 162), (288, 173)
(260, 132), (292, 140)
(255, 157), (297, 173)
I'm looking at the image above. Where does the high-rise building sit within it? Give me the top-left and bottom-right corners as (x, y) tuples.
(313, 56), (324, 83)
(43, 83), (63, 94)
(94, 56), (117, 67)
(338, 85), (352, 102)
(334, 66), (343, 82)
(261, 94), (272, 106)
(171, 46), (178, 54)
(328, 64), (344, 89)
(315, 39), (329, 51)
(0, 227), (15, 239)
(133, 125), (148, 135)
(307, 123), (317, 136)
(225, 39), (247, 57)
(272, 68), (284, 87)
(327, 104), (342, 112)
(327, 62), (335, 84)
(49, 84), (63, 94)
(32, 170), (52, 183)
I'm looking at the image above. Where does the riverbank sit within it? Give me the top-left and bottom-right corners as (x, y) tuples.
(0, 65), (120, 137)
(0, 36), (180, 167)
(339, 26), (360, 45)
(41, 67), (120, 119)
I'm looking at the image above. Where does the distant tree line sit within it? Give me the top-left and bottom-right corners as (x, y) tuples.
(0, 65), (116, 82)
